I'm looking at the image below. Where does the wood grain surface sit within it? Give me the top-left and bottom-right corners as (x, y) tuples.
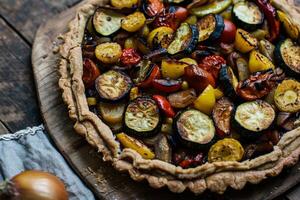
(31, 1), (300, 200)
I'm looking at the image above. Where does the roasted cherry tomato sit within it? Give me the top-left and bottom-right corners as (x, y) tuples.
(154, 6), (188, 30)
(142, 0), (164, 17)
(173, 149), (204, 168)
(83, 58), (101, 88)
(120, 48), (141, 67)
(237, 69), (285, 101)
(152, 95), (175, 118)
(139, 65), (161, 88)
(198, 55), (226, 80)
(184, 65), (216, 93)
(152, 79), (182, 93)
(219, 19), (237, 44)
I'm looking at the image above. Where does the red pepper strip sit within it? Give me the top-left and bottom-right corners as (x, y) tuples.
(179, 158), (194, 168)
(139, 65), (161, 88)
(152, 95), (175, 118)
(82, 58), (100, 88)
(255, 0), (280, 42)
(152, 79), (182, 93)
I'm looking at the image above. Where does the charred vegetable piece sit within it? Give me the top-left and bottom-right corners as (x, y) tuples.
(153, 95), (176, 118)
(116, 132), (155, 159)
(131, 60), (155, 85)
(236, 57), (249, 81)
(167, 23), (199, 55)
(212, 97), (234, 137)
(274, 38), (300, 77)
(96, 70), (132, 102)
(147, 26), (174, 49)
(189, 0), (232, 17)
(184, 65), (216, 93)
(219, 65), (238, 99)
(95, 42), (122, 64)
(248, 50), (275, 73)
(214, 88), (224, 99)
(237, 69), (285, 101)
(139, 65), (161, 88)
(142, 0), (165, 17)
(233, 100), (275, 137)
(277, 10), (299, 41)
(197, 14), (224, 43)
(120, 48), (141, 67)
(232, 1), (264, 31)
(136, 37), (151, 54)
(167, 89), (197, 109)
(274, 79), (300, 113)
(198, 55), (226, 80)
(98, 102), (126, 124)
(258, 39), (275, 62)
(254, 0), (280, 42)
(121, 12), (146, 32)
(152, 79), (182, 93)
(194, 84), (216, 115)
(124, 97), (161, 137)
(154, 6), (188, 30)
(93, 9), (124, 36)
(129, 87), (140, 100)
(174, 109), (215, 149)
(184, 15), (198, 25)
(251, 29), (268, 40)
(161, 59), (188, 79)
(82, 59), (101, 88)
(179, 57), (198, 66)
(111, 0), (138, 9)
(208, 138), (244, 162)
(154, 134), (172, 162)
(234, 28), (258, 53)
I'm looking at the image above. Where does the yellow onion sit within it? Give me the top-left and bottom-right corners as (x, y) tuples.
(0, 170), (68, 200)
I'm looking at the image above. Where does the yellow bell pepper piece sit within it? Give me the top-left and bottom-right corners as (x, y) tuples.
(116, 133), (155, 159)
(277, 11), (299, 41)
(161, 59), (188, 79)
(214, 88), (224, 99)
(194, 85), (216, 115)
(248, 50), (275, 73)
(234, 29), (258, 53)
(179, 58), (198, 66)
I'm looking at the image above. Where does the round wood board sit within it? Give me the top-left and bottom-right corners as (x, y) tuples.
(31, 1), (300, 199)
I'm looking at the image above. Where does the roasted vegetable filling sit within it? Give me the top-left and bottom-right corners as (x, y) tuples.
(82, 0), (300, 165)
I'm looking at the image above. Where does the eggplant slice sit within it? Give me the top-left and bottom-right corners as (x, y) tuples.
(167, 23), (199, 55)
(174, 109), (215, 149)
(124, 97), (161, 137)
(232, 1), (264, 31)
(96, 70), (132, 102)
(219, 65), (239, 99)
(93, 8), (124, 36)
(274, 38), (300, 77)
(233, 100), (275, 138)
(197, 14), (224, 43)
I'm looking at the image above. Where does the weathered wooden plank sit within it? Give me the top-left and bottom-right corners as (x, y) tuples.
(31, 1), (300, 199)
(0, 18), (41, 132)
(0, 0), (81, 43)
(287, 184), (300, 200)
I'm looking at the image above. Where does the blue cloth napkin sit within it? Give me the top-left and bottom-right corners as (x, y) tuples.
(0, 125), (95, 200)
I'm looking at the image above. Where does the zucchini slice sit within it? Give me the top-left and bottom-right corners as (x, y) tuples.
(174, 109), (215, 149)
(124, 97), (161, 137)
(167, 23), (199, 55)
(233, 100), (275, 136)
(232, 1), (264, 31)
(131, 60), (154, 84)
(274, 38), (300, 77)
(197, 14), (224, 43)
(274, 79), (300, 113)
(98, 102), (126, 125)
(93, 9), (124, 36)
(95, 70), (132, 102)
(219, 65), (238, 99)
(208, 138), (244, 162)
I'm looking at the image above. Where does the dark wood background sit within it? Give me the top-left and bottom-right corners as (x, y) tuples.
(0, 0), (299, 199)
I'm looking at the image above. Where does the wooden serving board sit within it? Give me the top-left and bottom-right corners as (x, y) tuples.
(31, 1), (300, 199)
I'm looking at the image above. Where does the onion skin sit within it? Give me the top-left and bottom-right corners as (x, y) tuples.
(1, 170), (68, 200)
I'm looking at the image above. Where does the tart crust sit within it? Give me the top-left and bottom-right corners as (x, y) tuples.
(58, 0), (300, 194)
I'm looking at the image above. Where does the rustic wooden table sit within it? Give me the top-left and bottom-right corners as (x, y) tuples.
(0, 0), (299, 199)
